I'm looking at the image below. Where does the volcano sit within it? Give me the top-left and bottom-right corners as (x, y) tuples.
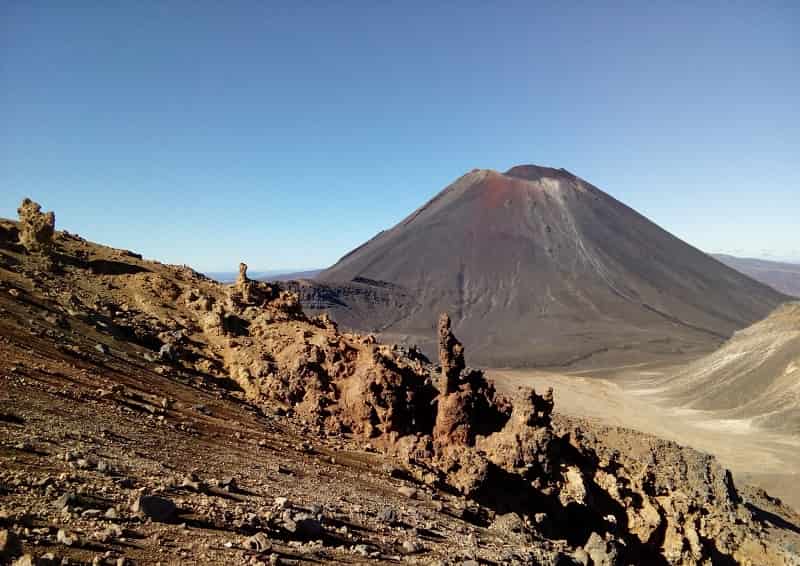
(299, 165), (788, 367)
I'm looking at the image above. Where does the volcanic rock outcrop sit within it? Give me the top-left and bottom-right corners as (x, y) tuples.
(302, 165), (789, 367)
(479, 386), (557, 480)
(437, 312), (464, 393)
(17, 198), (55, 254)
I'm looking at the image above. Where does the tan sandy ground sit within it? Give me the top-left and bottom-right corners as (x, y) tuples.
(489, 363), (800, 512)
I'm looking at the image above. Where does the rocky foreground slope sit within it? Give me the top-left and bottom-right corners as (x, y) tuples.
(1, 200), (799, 565)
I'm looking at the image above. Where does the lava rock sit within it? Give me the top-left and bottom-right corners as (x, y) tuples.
(219, 476), (237, 492)
(56, 528), (78, 547)
(131, 495), (176, 523)
(378, 507), (398, 525)
(96, 459), (112, 474)
(584, 532), (618, 566)
(401, 539), (422, 554)
(0, 529), (22, 560)
(490, 512), (525, 533)
(283, 513), (323, 539)
(54, 491), (79, 509)
(180, 474), (203, 492)
(398, 486), (417, 499)
(244, 532), (271, 551)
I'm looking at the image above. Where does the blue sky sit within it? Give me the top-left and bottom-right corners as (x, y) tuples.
(2, 1), (798, 272)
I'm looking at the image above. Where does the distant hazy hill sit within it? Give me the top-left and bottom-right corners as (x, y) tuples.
(292, 165), (787, 367)
(263, 269), (322, 282)
(712, 254), (800, 298)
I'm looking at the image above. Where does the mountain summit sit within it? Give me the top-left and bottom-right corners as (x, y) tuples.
(306, 165), (788, 366)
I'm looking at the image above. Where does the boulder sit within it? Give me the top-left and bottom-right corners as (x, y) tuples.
(480, 387), (557, 480)
(583, 532), (618, 566)
(131, 495), (176, 522)
(0, 529), (21, 560)
(244, 532), (270, 551)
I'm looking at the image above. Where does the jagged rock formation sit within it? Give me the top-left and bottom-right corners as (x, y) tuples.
(237, 262), (248, 286)
(479, 387), (557, 480)
(234, 261), (252, 302)
(0, 202), (798, 565)
(307, 166), (789, 367)
(437, 312), (464, 393)
(17, 198), (55, 254)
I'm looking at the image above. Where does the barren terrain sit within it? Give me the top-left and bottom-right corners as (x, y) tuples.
(2, 201), (799, 565)
(660, 302), (800, 435)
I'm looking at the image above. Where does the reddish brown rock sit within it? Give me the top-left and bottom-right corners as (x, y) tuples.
(480, 387), (557, 479)
(17, 198), (55, 254)
(437, 313), (464, 394)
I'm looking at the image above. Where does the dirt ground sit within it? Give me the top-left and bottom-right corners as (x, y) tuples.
(488, 362), (800, 512)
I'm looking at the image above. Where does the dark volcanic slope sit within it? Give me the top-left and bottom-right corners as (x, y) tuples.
(713, 253), (800, 298)
(312, 165), (788, 367)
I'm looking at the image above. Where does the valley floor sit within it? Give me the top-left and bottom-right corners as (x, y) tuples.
(489, 362), (800, 512)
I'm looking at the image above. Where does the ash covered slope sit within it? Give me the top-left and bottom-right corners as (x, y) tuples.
(315, 165), (788, 367)
(663, 301), (800, 434)
(713, 254), (800, 298)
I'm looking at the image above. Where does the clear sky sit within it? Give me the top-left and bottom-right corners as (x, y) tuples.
(2, 1), (798, 272)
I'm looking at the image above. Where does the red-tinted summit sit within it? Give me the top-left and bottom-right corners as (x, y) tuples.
(503, 164), (573, 182)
